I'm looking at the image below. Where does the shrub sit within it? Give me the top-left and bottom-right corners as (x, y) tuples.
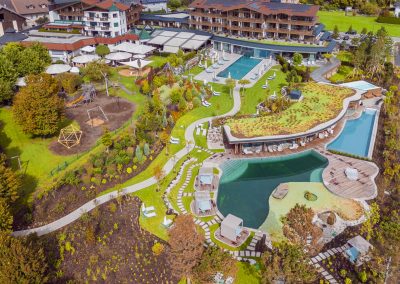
(126, 167), (132, 174)
(152, 242), (165, 255)
(376, 16), (400, 25)
(101, 179), (107, 184)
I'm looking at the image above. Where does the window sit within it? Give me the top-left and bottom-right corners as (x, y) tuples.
(0, 14), (4, 21)
(113, 13), (118, 18)
(114, 22), (118, 27)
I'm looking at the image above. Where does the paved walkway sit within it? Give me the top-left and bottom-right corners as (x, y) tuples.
(12, 88), (242, 237)
(310, 57), (340, 83)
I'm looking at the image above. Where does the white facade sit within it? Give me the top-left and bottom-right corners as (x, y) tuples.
(83, 10), (127, 37)
(142, 2), (167, 12)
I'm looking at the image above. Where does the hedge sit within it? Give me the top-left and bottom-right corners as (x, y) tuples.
(376, 16), (400, 25)
(327, 149), (372, 161)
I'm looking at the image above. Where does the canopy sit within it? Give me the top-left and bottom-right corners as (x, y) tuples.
(72, 54), (100, 64)
(70, 67), (80, 74)
(195, 191), (211, 211)
(120, 59), (152, 69)
(345, 168), (358, 181)
(133, 54), (146, 59)
(46, 64), (71, 75)
(162, 45), (179, 54)
(81, 45), (95, 53)
(105, 52), (132, 61)
(221, 214), (243, 241)
(15, 77), (26, 87)
(113, 42), (156, 54)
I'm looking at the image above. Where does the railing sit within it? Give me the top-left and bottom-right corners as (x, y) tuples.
(101, 26), (110, 30)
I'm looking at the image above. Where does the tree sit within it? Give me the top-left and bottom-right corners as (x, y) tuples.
(361, 27), (368, 35)
(0, 153), (21, 203)
(225, 78), (236, 98)
(238, 79), (250, 95)
(282, 203), (322, 254)
(13, 73), (64, 136)
(101, 127), (113, 152)
(361, 202), (380, 240)
(0, 232), (48, 283)
(347, 25), (353, 33)
(261, 241), (317, 283)
(0, 55), (18, 103)
(141, 80), (151, 95)
(292, 52), (303, 66)
(81, 61), (110, 81)
(55, 73), (82, 94)
(333, 25), (340, 39)
(135, 145), (143, 163)
(168, 214), (204, 280)
(168, 0), (182, 9)
(95, 44), (110, 57)
(153, 164), (165, 192)
(143, 143), (150, 156)
(0, 198), (13, 232)
(192, 246), (237, 283)
(18, 43), (51, 76)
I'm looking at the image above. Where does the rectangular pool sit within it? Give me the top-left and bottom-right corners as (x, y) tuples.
(217, 56), (261, 80)
(327, 109), (377, 157)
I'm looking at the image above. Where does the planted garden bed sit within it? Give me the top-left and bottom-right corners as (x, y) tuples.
(227, 83), (355, 138)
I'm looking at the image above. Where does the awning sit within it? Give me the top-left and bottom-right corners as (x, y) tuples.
(81, 46), (95, 53)
(72, 54), (100, 64)
(46, 64), (71, 75)
(345, 168), (358, 181)
(70, 67), (80, 74)
(120, 59), (152, 69)
(113, 42), (156, 54)
(105, 52), (132, 61)
(162, 45), (179, 54)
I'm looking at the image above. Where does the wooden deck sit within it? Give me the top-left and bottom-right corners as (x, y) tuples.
(319, 149), (378, 200)
(214, 227), (250, 248)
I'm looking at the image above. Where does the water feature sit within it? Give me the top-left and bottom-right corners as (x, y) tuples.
(327, 109), (377, 157)
(217, 151), (328, 229)
(217, 56), (261, 80)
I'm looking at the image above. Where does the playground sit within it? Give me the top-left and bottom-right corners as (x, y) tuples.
(50, 92), (136, 155)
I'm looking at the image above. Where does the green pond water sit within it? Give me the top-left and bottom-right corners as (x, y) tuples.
(217, 150), (328, 229)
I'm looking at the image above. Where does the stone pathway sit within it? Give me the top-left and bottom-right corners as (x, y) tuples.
(309, 243), (351, 284)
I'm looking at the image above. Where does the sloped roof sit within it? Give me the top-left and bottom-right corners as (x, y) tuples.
(0, 29), (28, 45)
(0, 5), (27, 19)
(9, 0), (49, 15)
(84, 0), (130, 11)
(190, 0), (319, 17)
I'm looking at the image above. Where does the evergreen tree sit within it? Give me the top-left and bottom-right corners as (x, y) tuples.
(0, 198), (13, 232)
(0, 153), (21, 203)
(333, 25), (340, 39)
(13, 73), (64, 136)
(135, 145), (143, 162)
(95, 44), (110, 57)
(0, 232), (48, 283)
(143, 143), (150, 156)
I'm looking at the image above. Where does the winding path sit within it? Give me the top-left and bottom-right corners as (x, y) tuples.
(12, 88), (242, 237)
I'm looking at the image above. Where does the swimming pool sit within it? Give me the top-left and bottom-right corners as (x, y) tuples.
(216, 151), (328, 229)
(217, 56), (261, 80)
(327, 109), (377, 157)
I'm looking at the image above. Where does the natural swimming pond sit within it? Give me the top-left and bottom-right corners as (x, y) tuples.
(327, 109), (377, 158)
(217, 56), (261, 80)
(217, 151), (328, 229)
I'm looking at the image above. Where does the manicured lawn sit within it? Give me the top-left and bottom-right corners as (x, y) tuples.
(318, 11), (400, 37)
(239, 66), (286, 115)
(0, 108), (74, 203)
(329, 65), (354, 83)
(147, 54), (169, 68)
(228, 82), (355, 138)
(236, 262), (261, 283)
(246, 38), (321, 47)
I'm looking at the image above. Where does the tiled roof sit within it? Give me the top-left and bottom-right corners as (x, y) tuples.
(190, 0), (319, 17)
(22, 33), (138, 50)
(85, 0), (130, 11)
(140, 13), (189, 23)
(141, 0), (167, 4)
(9, 0), (50, 15)
(0, 5), (27, 19)
(0, 29), (28, 45)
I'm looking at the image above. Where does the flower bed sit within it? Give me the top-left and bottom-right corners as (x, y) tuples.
(227, 83), (355, 138)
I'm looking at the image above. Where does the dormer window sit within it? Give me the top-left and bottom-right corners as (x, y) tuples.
(40, 4), (47, 8)
(26, 5), (35, 9)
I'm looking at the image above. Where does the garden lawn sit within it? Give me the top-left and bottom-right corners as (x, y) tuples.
(0, 108), (73, 203)
(228, 82), (355, 138)
(318, 11), (400, 37)
(329, 65), (354, 83)
(236, 262), (261, 283)
(239, 66), (286, 115)
(259, 182), (364, 241)
(148, 54), (169, 68)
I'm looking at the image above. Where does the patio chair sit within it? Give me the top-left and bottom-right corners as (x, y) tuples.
(144, 211), (156, 218)
(213, 90), (221, 96)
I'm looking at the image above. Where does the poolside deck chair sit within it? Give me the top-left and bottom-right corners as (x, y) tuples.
(202, 129), (207, 136)
(162, 216), (173, 227)
(144, 211), (156, 218)
(196, 127), (201, 135)
(206, 68), (213, 73)
(213, 90), (221, 96)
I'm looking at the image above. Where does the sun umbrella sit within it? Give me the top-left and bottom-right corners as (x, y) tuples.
(70, 66), (80, 74)
(46, 64), (71, 75)
(133, 54), (146, 59)
(203, 79), (207, 86)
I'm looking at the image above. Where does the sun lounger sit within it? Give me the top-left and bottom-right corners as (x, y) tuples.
(243, 148), (253, 155)
(144, 211), (156, 218)
(202, 129), (207, 136)
(218, 60), (224, 65)
(213, 91), (221, 96)
(262, 85), (268, 89)
(212, 64), (219, 69)
(145, 206), (155, 212)
(206, 68), (213, 73)
(202, 101), (211, 107)
(289, 143), (299, 150)
(277, 145), (283, 152)
(300, 141), (306, 147)
(196, 127), (201, 135)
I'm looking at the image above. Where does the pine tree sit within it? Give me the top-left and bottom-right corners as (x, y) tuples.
(0, 232), (48, 283)
(0, 154), (21, 203)
(0, 198), (13, 232)
(333, 25), (340, 39)
(135, 145), (143, 162)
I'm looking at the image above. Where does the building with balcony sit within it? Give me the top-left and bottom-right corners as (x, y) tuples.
(0, 5), (27, 35)
(189, 0), (320, 42)
(1, 0), (49, 27)
(48, 0), (142, 34)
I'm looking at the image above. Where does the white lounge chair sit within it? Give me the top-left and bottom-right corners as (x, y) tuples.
(162, 216), (173, 227)
(277, 145), (283, 152)
(196, 127), (201, 135)
(202, 129), (207, 136)
(144, 211), (156, 218)
(213, 90), (221, 96)
(206, 68), (213, 73)
(202, 101), (211, 107)
(145, 206), (155, 212)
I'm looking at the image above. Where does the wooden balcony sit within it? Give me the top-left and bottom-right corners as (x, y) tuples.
(227, 16), (263, 24)
(189, 19), (226, 28)
(190, 11), (227, 18)
(59, 11), (83, 17)
(230, 25), (263, 33)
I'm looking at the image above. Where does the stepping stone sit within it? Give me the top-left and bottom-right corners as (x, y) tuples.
(327, 250), (335, 256)
(332, 248), (338, 253)
(239, 251), (245, 257)
(315, 256), (322, 262)
(201, 224), (208, 229)
(314, 264), (321, 268)
(326, 275), (333, 280)
(318, 253), (326, 259)
(250, 251), (256, 257)
(233, 251), (239, 256)
(182, 209), (187, 214)
(329, 280), (338, 284)
(322, 271), (328, 277)
(311, 258), (318, 263)
(245, 251), (250, 257)
(194, 219), (201, 224)
(255, 252), (261, 257)
(317, 267), (324, 273)
(324, 252), (330, 258)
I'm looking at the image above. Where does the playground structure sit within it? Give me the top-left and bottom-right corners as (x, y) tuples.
(66, 84), (97, 108)
(57, 125), (83, 149)
(86, 106), (109, 127)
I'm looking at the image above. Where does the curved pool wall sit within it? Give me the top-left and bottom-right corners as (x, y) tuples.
(327, 108), (378, 158)
(217, 150), (328, 229)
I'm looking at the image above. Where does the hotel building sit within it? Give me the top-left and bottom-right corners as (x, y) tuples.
(189, 0), (320, 42)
